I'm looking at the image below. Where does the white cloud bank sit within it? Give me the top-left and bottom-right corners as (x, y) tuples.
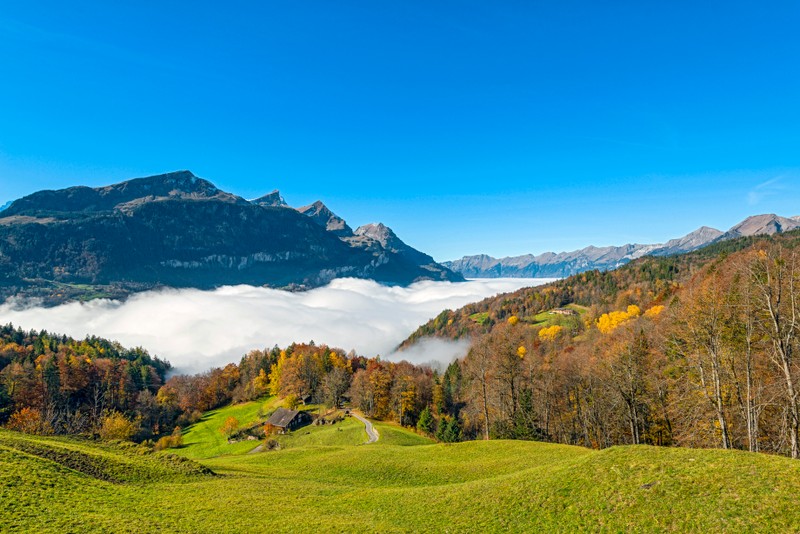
(0, 278), (553, 373)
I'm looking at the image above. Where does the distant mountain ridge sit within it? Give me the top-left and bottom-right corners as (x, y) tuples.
(0, 171), (461, 305)
(445, 215), (798, 279)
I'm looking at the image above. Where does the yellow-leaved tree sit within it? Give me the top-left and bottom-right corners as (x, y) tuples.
(538, 325), (563, 342)
(644, 305), (665, 318)
(597, 305), (642, 334)
(99, 411), (139, 441)
(219, 416), (240, 438)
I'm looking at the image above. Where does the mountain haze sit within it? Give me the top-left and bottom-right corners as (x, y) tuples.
(0, 171), (461, 304)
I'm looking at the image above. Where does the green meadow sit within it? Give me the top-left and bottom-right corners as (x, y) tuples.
(3, 400), (800, 532)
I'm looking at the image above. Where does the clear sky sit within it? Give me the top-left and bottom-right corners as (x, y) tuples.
(1, 2), (799, 261)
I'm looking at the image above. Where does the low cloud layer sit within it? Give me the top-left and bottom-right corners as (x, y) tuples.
(0, 277), (552, 373)
(386, 337), (473, 373)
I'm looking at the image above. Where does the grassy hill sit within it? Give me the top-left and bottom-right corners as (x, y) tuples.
(4, 400), (800, 532)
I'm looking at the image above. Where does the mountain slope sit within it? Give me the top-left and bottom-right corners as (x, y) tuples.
(0, 171), (461, 304)
(355, 223), (437, 267)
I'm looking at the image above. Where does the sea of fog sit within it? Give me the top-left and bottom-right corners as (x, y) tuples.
(0, 277), (554, 373)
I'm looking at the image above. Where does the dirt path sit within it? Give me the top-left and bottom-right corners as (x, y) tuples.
(351, 412), (379, 444)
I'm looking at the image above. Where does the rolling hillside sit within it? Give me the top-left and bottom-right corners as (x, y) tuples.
(3, 416), (800, 532)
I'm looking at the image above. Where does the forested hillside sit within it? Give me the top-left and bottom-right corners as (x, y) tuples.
(398, 230), (800, 457)
(401, 233), (770, 346)
(0, 325), (169, 435)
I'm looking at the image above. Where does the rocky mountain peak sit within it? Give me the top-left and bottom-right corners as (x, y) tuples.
(252, 190), (288, 207)
(683, 226), (724, 243)
(354, 222), (396, 246)
(1, 170), (246, 217)
(651, 226), (724, 255)
(354, 222), (441, 269)
(723, 214), (800, 239)
(297, 201), (353, 237)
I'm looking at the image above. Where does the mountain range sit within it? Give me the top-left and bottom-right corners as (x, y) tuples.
(445, 214), (800, 278)
(0, 171), (461, 304)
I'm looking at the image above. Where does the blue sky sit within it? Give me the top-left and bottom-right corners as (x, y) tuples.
(1, 2), (799, 260)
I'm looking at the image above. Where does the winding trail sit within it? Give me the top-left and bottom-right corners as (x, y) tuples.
(351, 412), (379, 444)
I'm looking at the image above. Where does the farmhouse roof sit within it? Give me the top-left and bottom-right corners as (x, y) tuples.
(267, 408), (300, 428)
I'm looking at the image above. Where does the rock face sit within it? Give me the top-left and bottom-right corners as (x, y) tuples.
(353, 223), (447, 278)
(446, 215), (800, 279)
(297, 201), (354, 237)
(251, 190), (288, 208)
(0, 171), (461, 304)
(720, 214), (800, 240)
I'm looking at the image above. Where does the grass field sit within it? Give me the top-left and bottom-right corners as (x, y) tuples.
(4, 401), (800, 532)
(529, 304), (589, 326)
(178, 396), (280, 459)
(469, 311), (490, 324)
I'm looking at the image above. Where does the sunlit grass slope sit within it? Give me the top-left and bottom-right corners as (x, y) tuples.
(5, 410), (800, 532)
(176, 398), (433, 458)
(178, 396), (279, 459)
(372, 420), (434, 446)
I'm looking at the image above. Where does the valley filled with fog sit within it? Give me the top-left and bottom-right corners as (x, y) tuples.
(0, 278), (552, 373)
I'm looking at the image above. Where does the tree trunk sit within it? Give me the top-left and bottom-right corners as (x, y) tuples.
(481, 377), (490, 440)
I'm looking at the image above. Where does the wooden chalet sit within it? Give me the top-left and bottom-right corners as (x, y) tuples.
(265, 408), (310, 434)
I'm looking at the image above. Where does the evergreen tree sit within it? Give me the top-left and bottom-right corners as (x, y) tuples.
(435, 416), (462, 443)
(512, 389), (547, 441)
(417, 406), (434, 435)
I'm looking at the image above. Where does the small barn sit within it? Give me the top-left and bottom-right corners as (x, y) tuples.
(265, 408), (310, 434)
